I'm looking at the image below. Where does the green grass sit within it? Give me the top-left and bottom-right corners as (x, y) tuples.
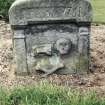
(0, 0), (14, 19)
(0, 82), (105, 105)
(91, 0), (105, 23)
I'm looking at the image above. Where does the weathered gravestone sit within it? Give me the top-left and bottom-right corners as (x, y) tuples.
(9, 0), (92, 76)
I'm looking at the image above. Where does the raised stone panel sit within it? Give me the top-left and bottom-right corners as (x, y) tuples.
(13, 30), (28, 75)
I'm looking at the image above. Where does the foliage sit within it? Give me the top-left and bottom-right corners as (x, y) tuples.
(0, 82), (105, 105)
(0, 0), (14, 20)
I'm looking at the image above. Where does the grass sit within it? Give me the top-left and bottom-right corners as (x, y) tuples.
(0, 82), (105, 105)
(91, 0), (105, 23)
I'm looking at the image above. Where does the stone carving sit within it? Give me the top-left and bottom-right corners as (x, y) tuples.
(78, 27), (89, 55)
(31, 38), (72, 77)
(32, 44), (52, 56)
(9, 0), (92, 25)
(34, 55), (64, 77)
(54, 38), (72, 55)
(9, 0), (92, 75)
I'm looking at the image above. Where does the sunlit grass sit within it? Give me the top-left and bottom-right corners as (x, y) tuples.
(0, 82), (105, 105)
(91, 0), (105, 23)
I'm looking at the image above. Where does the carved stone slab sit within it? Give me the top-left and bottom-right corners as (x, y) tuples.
(9, 0), (92, 76)
(9, 0), (92, 25)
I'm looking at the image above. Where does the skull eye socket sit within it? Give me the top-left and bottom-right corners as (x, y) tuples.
(59, 42), (68, 46)
(64, 43), (68, 46)
(59, 43), (63, 46)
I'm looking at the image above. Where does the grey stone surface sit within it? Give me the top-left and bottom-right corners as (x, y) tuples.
(9, 0), (92, 75)
(13, 30), (28, 75)
(9, 0), (92, 25)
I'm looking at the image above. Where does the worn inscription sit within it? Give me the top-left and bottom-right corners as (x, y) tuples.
(23, 7), (82, 20)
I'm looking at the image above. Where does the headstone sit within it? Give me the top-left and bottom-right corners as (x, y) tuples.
(9, 0), (92, 76)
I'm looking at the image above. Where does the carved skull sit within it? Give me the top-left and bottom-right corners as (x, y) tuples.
(55, 38), (72, 55)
